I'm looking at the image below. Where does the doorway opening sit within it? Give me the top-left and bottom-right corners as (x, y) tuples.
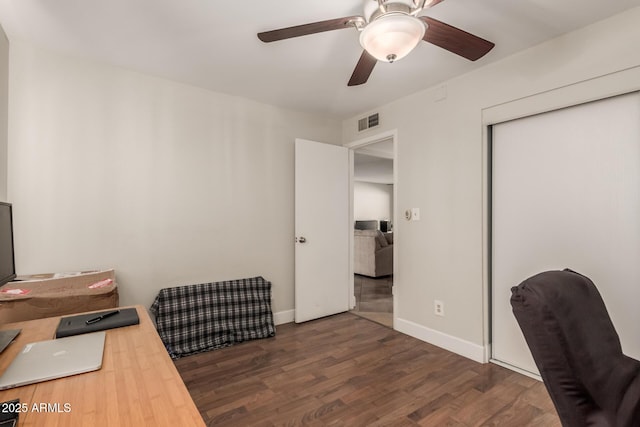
(349, 137), (395, 328)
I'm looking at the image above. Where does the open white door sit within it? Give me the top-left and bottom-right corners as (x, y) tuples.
(295, 138), (350, 323)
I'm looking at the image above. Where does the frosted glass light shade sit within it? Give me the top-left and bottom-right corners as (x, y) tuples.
(359, 13), (426, 63)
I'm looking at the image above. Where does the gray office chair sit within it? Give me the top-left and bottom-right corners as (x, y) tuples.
(511, 269), (640, 426)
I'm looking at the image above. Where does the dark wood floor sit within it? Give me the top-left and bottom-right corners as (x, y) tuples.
(174, 313), (560, 426)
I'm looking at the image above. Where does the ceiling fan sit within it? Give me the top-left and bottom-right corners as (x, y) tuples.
(257, 0), (495, 86)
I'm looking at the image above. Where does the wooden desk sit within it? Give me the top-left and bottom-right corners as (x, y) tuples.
(0, 305), (205, 426)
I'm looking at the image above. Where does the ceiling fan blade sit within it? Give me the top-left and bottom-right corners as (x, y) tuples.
(425, 0), (446, 7)
(258, 16), (362, 43)
(420, 17), (494, 61)
(348, 51), (377, 86)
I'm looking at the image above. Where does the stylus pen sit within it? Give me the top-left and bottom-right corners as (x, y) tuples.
(86, 310), (120, 325)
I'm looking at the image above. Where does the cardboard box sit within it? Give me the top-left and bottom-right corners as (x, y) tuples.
(0, 269), (118, 323)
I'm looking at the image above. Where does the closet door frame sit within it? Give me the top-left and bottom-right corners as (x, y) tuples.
(480, 68), (640, 374)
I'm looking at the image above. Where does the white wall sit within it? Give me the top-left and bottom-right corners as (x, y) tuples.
(353, 181), (393, 225)
(7, 41), (341, 312)
(0, 25), (8, 201)
(342, 7), (640, 361)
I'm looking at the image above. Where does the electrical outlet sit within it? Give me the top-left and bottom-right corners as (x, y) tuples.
(434, 300), (444, 317)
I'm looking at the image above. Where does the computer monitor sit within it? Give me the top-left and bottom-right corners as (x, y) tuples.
(354, 220), (377, 230)
(0, 202), (16, 287)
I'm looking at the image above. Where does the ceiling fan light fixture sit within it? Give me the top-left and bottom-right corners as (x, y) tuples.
(359, 13), (426, 63)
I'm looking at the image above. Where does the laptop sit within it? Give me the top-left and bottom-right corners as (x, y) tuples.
(0, 330), (21, 354)
(0, 331), (105, 390)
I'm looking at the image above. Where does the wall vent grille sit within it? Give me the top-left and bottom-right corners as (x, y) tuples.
(358, 113), (379, 132)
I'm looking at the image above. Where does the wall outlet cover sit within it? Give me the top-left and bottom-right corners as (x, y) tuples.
(434, 300), (444, 317)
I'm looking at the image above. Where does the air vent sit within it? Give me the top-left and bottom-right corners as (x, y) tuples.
(358, 113), (379, 132)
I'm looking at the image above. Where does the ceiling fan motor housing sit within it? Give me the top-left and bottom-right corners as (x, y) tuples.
(364, 1), (418, 22)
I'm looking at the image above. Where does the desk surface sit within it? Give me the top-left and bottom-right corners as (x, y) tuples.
(0, 305), (205, 426)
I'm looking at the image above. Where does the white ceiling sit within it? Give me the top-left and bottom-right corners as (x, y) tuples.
(1, 0), (639, 119)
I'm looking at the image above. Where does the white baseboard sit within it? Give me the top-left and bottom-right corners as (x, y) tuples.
(395, 317), (486, 363)
(273, 309), (294, 325)
(272, 312), (486, 362)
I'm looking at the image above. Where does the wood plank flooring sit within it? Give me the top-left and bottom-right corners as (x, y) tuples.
(174, 313), (560, 426)
(351, 274), (393, 328)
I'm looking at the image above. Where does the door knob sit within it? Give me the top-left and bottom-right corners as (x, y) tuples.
(298, 237), (306, 243)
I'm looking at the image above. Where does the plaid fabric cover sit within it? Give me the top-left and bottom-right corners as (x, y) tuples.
(150, 276), (275, 359)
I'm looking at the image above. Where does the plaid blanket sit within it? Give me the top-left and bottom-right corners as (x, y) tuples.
(150, 276), (275, 359)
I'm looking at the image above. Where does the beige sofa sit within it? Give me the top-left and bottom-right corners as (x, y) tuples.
(354, 229), (393, 277)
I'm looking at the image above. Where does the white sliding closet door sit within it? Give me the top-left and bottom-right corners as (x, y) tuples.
(491, 92), (640, 375)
